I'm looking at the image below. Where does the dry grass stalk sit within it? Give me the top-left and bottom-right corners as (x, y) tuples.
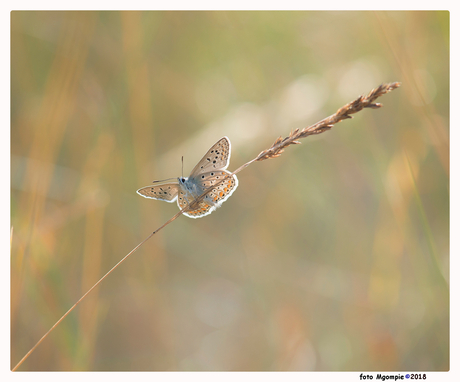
(182, 81), (401, 215)
(256, 82), (401, 161)
(12, 81), (400, 371)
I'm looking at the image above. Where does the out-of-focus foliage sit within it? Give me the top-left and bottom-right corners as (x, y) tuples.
(11, 11), (448, 371)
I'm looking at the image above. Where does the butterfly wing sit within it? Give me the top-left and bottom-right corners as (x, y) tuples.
(176, 170), (238, 218)
(177, 191), (215, 218)
(198, 170), (239, 205)
(136, 182), (179, 203)
(188, 169), (238, 206)
(189, 136), (232, 177)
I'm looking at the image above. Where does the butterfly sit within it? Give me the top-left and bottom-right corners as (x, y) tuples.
(137, 136), (238, 218)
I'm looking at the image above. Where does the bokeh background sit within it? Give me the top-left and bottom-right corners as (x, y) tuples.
(11, 11), (449, 371)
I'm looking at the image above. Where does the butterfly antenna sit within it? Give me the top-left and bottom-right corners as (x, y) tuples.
(181, 156), (184, 178)
(151, 177), (176, 184)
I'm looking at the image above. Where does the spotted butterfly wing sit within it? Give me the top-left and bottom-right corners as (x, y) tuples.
(136, 183), (179, 203)
(189, 136), (232, 177)
(194, 169), (238, 205)
(177, 192), (214, 218)
(177, 169), (239, 219)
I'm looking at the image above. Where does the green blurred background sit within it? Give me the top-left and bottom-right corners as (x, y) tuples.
(11, 11), (449, 371)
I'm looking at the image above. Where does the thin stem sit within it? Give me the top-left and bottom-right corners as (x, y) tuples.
(12, 209), (184, 371)
(12, 81), (400, 371)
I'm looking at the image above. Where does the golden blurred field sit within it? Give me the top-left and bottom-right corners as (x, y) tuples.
(11, 11), (449, 371)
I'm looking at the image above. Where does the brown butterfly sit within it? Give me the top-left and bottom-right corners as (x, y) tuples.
(137, 137), (238, 218)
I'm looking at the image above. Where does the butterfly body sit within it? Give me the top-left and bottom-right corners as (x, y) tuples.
(137, 137), (238, 218)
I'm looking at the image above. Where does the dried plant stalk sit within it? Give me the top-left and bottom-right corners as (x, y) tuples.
(256, 82), (401, 161)
(12, 81), (400, 371)
(182, 82), (401, 215)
